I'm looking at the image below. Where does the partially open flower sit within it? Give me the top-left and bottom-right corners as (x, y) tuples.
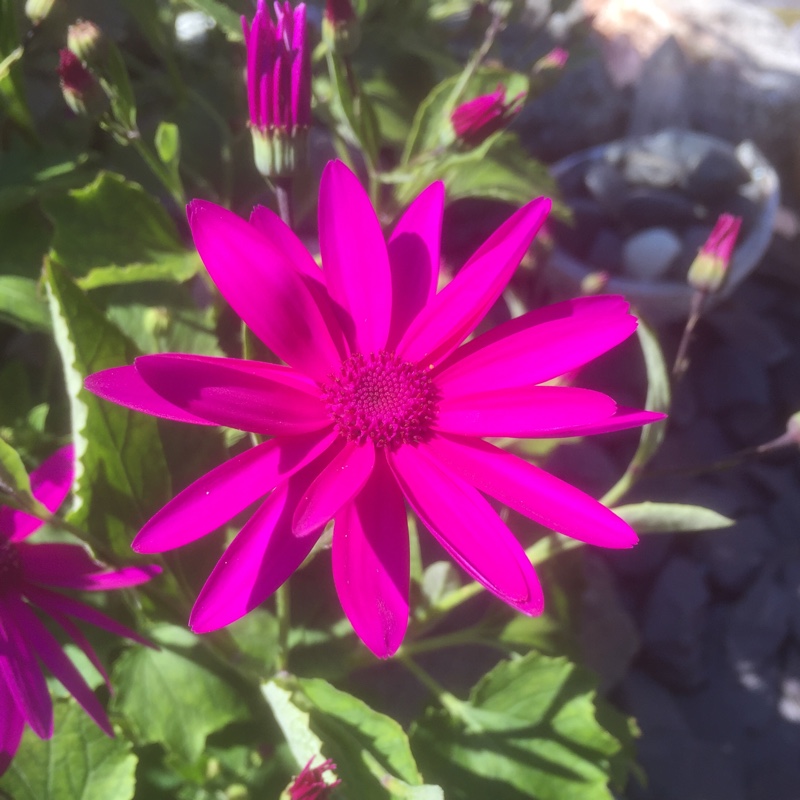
(281, 757), (340, 799)
(67, 20), (107, 68)
(687, 213), (742, 294)
(451, 85), (525, 147)
(242, 1), (311, 178)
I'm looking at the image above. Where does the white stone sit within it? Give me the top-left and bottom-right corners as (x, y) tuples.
(621, 226), (682, 280)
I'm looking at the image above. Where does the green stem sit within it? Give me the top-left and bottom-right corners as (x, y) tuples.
(274, 177), (294, 230)
(672, 290), (705, 382)
(130, 135), (186, 208)
(275, 582), (291, 671)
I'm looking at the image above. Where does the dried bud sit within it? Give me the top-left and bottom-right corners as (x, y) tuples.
(323, 0), (361, 55)
(687, 214), (742, 294)
(451, 84), (525, 147)
(58, 49), (105, 117)
(24, 0), (55, 24)
(67, 20), (107, 68)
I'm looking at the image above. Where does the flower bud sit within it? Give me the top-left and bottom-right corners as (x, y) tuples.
(280, 758), (340, 800)
(58, 49), (106, 117)
(322, 0), (361, 55)
(687, 213), (742, 294)
(24, 0), (55, 24)
(67, 20), (107, 68)
(451, 85), (525, 147)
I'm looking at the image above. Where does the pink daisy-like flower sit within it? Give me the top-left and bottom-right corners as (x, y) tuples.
(0, 445), (160, 774)
(85, 161), (663, 658)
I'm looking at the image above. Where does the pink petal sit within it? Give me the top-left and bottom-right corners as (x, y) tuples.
(190, 470), (321, 633)
(292, 439), (376, 536)
(249, 206), (350, 359)
(434, 297), (637, 396)
(0, 679), (24, 775)
(0, 599), (52, 738)
(434, 385), (617, 438)
(546, 406), (668, 437)
(426, 434), (638, 548)
(386, 181), (444, 348)
(18, 542), (160, 591)
(132, 431), (336, 553)
(388, 444), (543, 614)
(10, 597), (112, 736)
(84, 366), (216, 426)
(333, 454), (409, 658)
(397, 197), (551, 367)
(134, 354), (329, 436)
(318, 161), (392, 353)
(0, 444), (74, 542)
(187, 200), (342, 381)
(25, 586), (150, 647)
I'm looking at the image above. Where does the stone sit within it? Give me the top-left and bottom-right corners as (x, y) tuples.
(584, 0), (800, 171)
(619, 187), (702, 228)
(706, 304), (794, 367)
(586, 228), (624, 272)
(642, 557), (710, 689)
(778, 647), (800, 724)
(622, 226), (683, 279)
(693, 515), (774, 595)
(584, 160), (629, 213)
(727, 572), (791, 668)
(695, 343), (771, 412)
(685, 148), (750, 204)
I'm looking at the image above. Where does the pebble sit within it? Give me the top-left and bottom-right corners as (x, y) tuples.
(622, 226), (683, 279)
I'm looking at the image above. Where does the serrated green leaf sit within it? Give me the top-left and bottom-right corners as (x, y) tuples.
(76, 253), (201, 290)
(0, 275), (51, 331)
(262, 679), (326, 769)
(112, 626), (248, 764)
(0, 698), (137, 800)
(613, 501), (734, 534)
(183, 0), (244, 40)
(402, 67), (529, 163)
(300, 677), (424, 792)
(45, 259), (171, 555)
(411, 651), (636, 800)
(42, 172), (186, 279)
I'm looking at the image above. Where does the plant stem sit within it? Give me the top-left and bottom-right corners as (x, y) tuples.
(275, 177), (294, 229)
(672, 290), (705, 382)
(398, 653), (473, 723)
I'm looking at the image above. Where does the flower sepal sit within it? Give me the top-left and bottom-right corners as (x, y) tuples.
(251, 126), (309, 180)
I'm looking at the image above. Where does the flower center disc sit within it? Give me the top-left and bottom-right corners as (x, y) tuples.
(321, 352), (438, 448)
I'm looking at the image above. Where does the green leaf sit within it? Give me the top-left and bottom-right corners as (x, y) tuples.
(101, 43), (137, 133)
(0, 0), (34, 134)
(0, 275), (51, 331)
(402, 67), (529, 163)
(0, 434), (37, 507)
(613, 502), (734, 534)
(112, 625), (249, 764)
(42, 172), (189, 280)
(45, 259), (171, 555)
(0, 698), (137, 800)
(0, 202), (52, 277)
(183, 0), (244, 41)
(155, 122), (180, 169)
(0, 149), (91, 213)
(411, 652), (637, 800)
(76, 254), (201, 290)
(264, 677), (429, 799)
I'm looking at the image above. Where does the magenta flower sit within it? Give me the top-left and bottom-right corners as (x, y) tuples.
(687, 213), (743, 293)
(450, 84), (525, 147)
(85, 161), (663, 658)
(0, 445), (160, 774)
(242, 1), (310, 177)
(285, 757), (340, 799)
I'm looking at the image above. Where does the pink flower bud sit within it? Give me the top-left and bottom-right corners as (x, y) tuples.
(283, 758), (340, 800)
(450, 84), (525, 147)
(687, 213), (742, 293)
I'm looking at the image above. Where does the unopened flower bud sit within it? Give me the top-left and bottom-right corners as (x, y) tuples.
(67, 20), (107, 68)
(24, 0), (55, 24)
(322, 0), (361, 55)
(451, 84), (525, 147)
(58, 49), (105, 117)
(687, 213), (742, 294)
(534, 47), (569, 73)
(581, 270), (610, 296)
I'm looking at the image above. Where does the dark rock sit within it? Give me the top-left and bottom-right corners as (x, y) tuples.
(721, 404), (777, 447)
(621, 143), (685, 188)
(728, 572), (791, 668)
(685, 148), (750, 205)
(617, 668), (690, 735)
(695, 343), (771, 412)
(747, 761), (800, 800)
(765, 496), (800, 547)
(549, 198), (610, 260)
(693, 515), (774, 594)
(706, 304), (794, 367)
(619, 188), (702, 228)
(642, 557), (710, 689)
(784, 560), (800, 644)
